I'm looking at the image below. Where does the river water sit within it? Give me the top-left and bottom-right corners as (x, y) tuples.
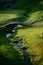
(6, 25), (32, 65)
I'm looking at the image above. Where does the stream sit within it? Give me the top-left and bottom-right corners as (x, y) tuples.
(6, 25), (32, 65)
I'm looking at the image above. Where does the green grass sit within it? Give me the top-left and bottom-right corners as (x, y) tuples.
(26, 11), (43, 24)
(0, 10), (43, 25)
(0, 10), (43, 65)
(0, 14), (18, 24)
(10, 23), (43, 65)
(0, 0), (43, 65)
(0, 22), (43, 65)
(0, 10), (26, 24)
(0, 31), (24, 65)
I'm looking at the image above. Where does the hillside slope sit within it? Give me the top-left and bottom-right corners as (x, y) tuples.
(0, 0), (43, 65)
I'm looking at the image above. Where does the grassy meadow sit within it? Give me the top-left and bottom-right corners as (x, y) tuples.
(0, 0), (43, 65)
(10, 23), (43, 65)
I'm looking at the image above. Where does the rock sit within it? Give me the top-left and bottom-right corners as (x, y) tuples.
(12, 30), (15, 32)
(40, 33), (43, 38)
(6, 33), (12, 38)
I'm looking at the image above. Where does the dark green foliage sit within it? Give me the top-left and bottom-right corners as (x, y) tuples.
(0, 0), (42, 9)
(0, 27), (24, 65)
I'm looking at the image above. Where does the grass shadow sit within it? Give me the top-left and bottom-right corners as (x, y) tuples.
(0, 46), (24, 65)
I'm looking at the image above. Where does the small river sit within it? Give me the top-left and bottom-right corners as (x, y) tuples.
(6, 25), (32, 65)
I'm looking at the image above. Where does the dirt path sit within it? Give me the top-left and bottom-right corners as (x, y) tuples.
(0, 22), (32, 27)
(31, 20), (43, 25)
(0, 20), (43, 28)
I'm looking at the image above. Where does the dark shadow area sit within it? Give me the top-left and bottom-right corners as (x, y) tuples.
(0, 25), (18, 46)
(0, 27), (24, 65)
(0, 53), (15, 65)
(0, 0), (43, 13)
(0, 25), (16, 34)
(7, 16), (26, 22)
(0, 48), (24, 65)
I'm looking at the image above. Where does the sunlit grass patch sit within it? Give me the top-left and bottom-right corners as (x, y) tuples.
(11, 25), (43, 65)
(0, 14), (19, 24)
(26, 11), (43, 24)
